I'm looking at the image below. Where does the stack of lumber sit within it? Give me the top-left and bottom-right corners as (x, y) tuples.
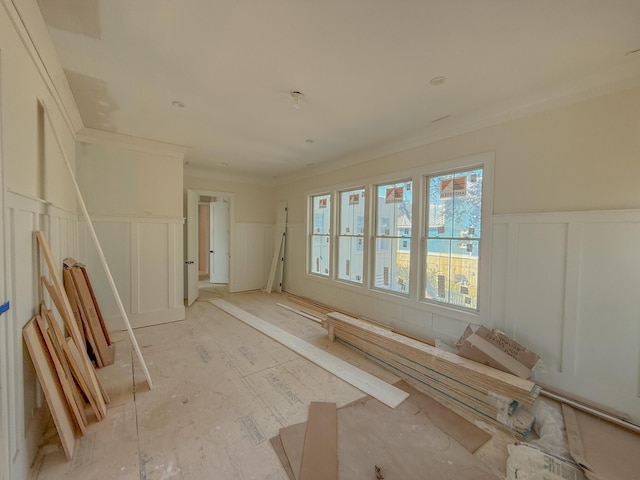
(286, 294), (352, 321)
(325, 312), (540, 438)
(22, 232), (111, 460)
(62, 258), (114, 368)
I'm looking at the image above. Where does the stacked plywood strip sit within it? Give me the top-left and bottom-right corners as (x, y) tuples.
(325, 312), (539, 438)
(286, 294), (352, 320)
(27, 232), (110, 460)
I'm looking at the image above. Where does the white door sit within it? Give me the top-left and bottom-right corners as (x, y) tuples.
(210, 201), (229, 284)
(185, 189), (199, 305)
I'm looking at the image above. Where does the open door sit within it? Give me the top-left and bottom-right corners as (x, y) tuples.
(185, 189), (199, 305)
(209, 201), (229, 284)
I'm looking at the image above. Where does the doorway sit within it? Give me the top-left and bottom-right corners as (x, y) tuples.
(197, 197), (230, 286)
(185, 189), (234, 306)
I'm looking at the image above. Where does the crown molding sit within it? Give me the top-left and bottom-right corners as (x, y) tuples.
(183, 165), (277, 187)
(275, 62), (640, 186)
(77, 128), (190, 159)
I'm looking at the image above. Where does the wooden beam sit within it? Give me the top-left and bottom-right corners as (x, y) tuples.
(210, 299), (409, 408)
(38, 100), (153, 389)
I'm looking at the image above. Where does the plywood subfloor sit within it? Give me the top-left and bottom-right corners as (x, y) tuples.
(30, 288), (513, 479)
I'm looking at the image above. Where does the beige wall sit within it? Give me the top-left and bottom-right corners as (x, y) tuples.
(2, 14), (76, 209)
(77, 142), (183, 217)
(184, 174), (277, 223)
(1, 3), (80, 478)
(279, 86), (640, 220)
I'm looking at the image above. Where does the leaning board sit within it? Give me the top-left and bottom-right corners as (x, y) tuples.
(23, 317), (76, 460)
(210, 299), (408, 408)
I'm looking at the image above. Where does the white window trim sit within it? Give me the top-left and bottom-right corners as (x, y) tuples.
(369, 177), (414, 297)
(418, 153), (494, 317)
(307, 192), (332, 278)
(335, 186), (367, 286)
(303, 151), (494, 321)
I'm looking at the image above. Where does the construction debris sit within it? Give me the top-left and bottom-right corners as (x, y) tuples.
(456, 325), (540, 379)
(325, 312), (539, 438)
(63, 258), (115, 368)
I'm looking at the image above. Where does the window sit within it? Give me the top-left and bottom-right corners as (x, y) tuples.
(337, 188), (365, 283)
(373, 180), (412, 294)
(424, 167), (483, 310)
(309, 194), (331, 276)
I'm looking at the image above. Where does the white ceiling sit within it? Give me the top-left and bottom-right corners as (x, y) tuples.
(37, 0), (640, 181)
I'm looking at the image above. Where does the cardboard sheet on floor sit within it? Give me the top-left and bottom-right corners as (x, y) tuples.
(395, 380), (491, 453)
(279, 423), (307, 480)
(272, 394), (495, 480)
(563, 404), (640, 480)
(299, 402), (337, 480)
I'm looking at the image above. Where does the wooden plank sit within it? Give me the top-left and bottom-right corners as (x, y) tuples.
(70, 267), (113, 366)
(327, 312), (538, 404)
(23, 317), (77, 460)
(276, 303), (322, 323)
(66, 338), (107, 419)
(39, 303), (88, 428)
(44, 307), (104, 421)
(211, 299), (409, 408)
(299, 402), (337, 480)
(41, 276), (108, 418)
(36, 232), (109, 407)
(38, 103), (153, 389)
(327, 313), (538, 437)
(79, 264), (111, 345)
(265, 201), (287, 293)
(63, 269), (103, 368)
(35, 315), (87, 435)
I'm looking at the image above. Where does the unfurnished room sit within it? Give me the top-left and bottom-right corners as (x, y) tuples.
(1, 1), (640, 479)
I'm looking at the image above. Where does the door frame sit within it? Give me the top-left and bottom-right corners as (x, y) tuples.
(185, 189), (235, 301)
(209, 200), (230, 284)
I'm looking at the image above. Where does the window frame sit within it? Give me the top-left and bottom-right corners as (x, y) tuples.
(335, 187), (367, 285)
(308, 192), (332, 278)
(419, 154), (494, 315)
(303, 152), (493, 321)
(370, 178), (414, 296)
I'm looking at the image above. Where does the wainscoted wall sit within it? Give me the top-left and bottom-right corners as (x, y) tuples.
(284, 209), (640, 424)
(230, 222), (275, 293)
(491, 209), (640, 425)
(3, 190), (78, 479)
(78, 216), (185, 331)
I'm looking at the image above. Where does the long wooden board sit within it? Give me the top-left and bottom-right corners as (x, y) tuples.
(210, 299), (409, 408)
(70, 267), (113, 366)
(63, 269), (102, 368)
(23, 317), (76, 460)
(35, 314), (87, 435)
(41, 276), (107, 418)
(326, 312), (538, 437)
(79, 264), (111, 345)
(42, 306), (98, 422)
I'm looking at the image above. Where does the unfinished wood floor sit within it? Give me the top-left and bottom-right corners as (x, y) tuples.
(29, 288), (515, 479)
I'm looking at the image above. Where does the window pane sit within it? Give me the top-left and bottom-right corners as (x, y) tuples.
(376, 181), (412, 235)
(312, 194), (331, 234)
(339, 189), (365, 235)
(337, 237), (364, 283)
(425, 167), (482, 310)
(373, 238), (410, 293)
(310, 235), (330, 276)
(374, 180), (412, 294)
